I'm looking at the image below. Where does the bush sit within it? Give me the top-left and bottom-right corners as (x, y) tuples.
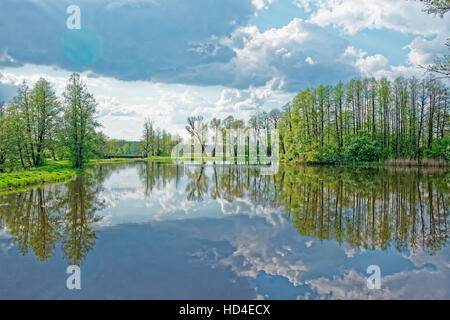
(318, 144), (340, 163)
(343, 132), (380, 162)
(425, 137), (450, 161)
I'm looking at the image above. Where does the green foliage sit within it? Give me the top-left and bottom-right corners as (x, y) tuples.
(0, 162), (76, 191)
(279, 76), (448, 165)
(61, 73), (100, 169)
(420, 0), (449, 17)
(318, 144), (341, 163)
(425, 137), (450, 161)
(343, 132), (381, 162)
(140, 118), (180, 157)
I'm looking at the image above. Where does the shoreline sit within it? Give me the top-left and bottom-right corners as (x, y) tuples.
(0, 162), (78, 193)
(1, 156), (448, 193)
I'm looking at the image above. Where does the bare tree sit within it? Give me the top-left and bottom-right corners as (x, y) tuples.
(186, 116), (208, 156)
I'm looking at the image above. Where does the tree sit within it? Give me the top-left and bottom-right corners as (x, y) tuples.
(61, 73), (99, 169)
(269, 109), (281, 129)
(6, 79), (61, 167)
(3, 104), (27, 167)
(140, 118), (154, 157)
(209, 118), (221, 157)
(0, 101), (6, 166)
(186, 116), (208, 157)
(417, 0), (449, 78)
(419, 0), (449, 17)
(14, 82), (34, 166)
(29, 78), (61, 166)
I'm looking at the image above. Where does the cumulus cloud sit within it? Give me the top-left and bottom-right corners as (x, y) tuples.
(341, 45), (424, 80)
(218, 18), (357, 90)
(0, 64), (294, 140)
(216, 77), (288, 114)
(305, 0), (449, 36)
(406, 34), (449, 66)
(1, 0), (447, 137)
(292, 0), (314, 12)
(252, 0), (274, 11)
(0, 1), (362, 91)
(307, 247), (450, 299)
(0, 49), (15, 64)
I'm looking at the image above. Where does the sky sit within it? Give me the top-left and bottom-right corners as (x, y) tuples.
(0, 0), (448, 140)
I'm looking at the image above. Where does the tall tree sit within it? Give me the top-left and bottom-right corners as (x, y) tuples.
(140, 118), (154, 157)
(61, 73), (99, 169)
(29, 78), (60, 166)
(186, 115), (208, 156)
(209, 118), (222, 157)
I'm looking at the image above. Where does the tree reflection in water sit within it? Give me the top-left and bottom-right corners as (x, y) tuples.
(0, 167), (107, 264)
(0, 162), (448, 264)
(182, 164), (449, 254)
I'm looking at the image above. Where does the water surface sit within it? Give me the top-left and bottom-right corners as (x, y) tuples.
(0, 162), (448, 299)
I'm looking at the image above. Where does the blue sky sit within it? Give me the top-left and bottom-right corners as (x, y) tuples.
(0, 0), (448, 140)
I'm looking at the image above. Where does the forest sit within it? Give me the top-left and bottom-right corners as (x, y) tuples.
(279, 76), (449, 163)
(178, 76), (449, 164)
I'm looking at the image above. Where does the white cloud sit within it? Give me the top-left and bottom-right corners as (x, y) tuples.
(252, 0), (274, 10)
(305, 0), (449, 36)
(341, 45), (424, 79)
(220, 18), (356, 90)
(406, 34), (449, 66)
(0, 49), (14, 63)
(216, 77), (288, 115)
(307, 247), (450, 299)
(305, 57), (315, 65)
(293, 0), (313, 12)
(0, 64), (291, 140)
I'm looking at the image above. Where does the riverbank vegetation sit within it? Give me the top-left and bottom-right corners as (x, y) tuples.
(1, 72), (449, 193)
(0, 73), (102, 170)
(0, 162), (76, 191)
(178, 76), (448, 166)
(279, 77), (449, 164)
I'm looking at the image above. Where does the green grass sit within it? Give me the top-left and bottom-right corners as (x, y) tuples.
(91, 158), (143, 164)
(0, 162), (77, 191)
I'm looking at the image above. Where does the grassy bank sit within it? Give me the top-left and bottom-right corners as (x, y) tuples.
(0, 157), (172, 192)
(0, 162), (77, 191)
(92, 156), (173, 164)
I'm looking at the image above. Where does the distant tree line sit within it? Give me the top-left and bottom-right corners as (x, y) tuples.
(103, 140), (141, 156)
(140, 118), (181, 157)
(182, 110), (281, 160)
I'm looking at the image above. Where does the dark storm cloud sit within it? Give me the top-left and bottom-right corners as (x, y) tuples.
(0, 0), (254, 82)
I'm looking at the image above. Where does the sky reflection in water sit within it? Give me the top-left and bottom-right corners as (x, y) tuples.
(0, 162), (448, 299)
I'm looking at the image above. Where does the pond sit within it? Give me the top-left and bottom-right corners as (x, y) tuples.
(0, 161), (448, 299)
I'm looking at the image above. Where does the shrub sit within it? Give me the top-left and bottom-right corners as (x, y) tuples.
(425, 137), (450, 161)
(343, 132), (380, 162)
(318, 144), (340, 164)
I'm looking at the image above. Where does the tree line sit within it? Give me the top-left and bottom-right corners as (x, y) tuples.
(279, 76), (449, 163)
(2, 73), (448, 170)
(140, 118), (181, 157)
(0, 73), (102, 169)
(0, 73), (180, 170)
(181, 111), (281, 160)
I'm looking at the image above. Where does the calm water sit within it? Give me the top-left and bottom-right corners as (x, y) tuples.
(0, 162), (448, 299)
